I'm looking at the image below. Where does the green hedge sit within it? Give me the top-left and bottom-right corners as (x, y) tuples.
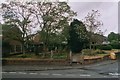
(82, 49), (107, 56)
(110, 43), (120, 49)
(96, 45), (112, 50)
(82, 49), (96, 56)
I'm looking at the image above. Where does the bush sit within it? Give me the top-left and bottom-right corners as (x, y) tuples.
(82, 49), (107, 56)
(20, 54), (27, 58)
(82, 49), (96, 56)
(95, 50), (107, 54)
(99, 45), (112, 50)
(53, 53), (67, 59)
(110, 42), (120, 49)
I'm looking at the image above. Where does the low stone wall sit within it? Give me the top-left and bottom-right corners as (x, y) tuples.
(83, 55), (110, 64)
(2, 55), (110, 65)
(2, 59), (70, 66)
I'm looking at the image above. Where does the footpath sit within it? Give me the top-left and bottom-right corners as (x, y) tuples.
(2, 60), (117, 72)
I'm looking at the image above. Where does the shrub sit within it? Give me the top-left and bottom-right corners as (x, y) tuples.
(82, 49), (96, 56)
(99, 45), (112, 50)
(95, 50), (107, 54)
(19, 54), (27, 58)
(53, 53), (67, 59)
(110, 42), (120, 49)
(82, 49), (107, 56)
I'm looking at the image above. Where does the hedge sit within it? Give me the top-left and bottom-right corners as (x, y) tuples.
(110, 43), (120, 49)
(95, 45), (112, 50)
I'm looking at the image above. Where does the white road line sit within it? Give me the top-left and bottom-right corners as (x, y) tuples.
(79, 70), (85, 71)
(52, 74), (62, 76)
(65, 74), (75, 76)
(111, 76), (118, 78)
(9, 72), (17, 74)
(29, 73), (38, 75)
(18, 72), (27, 74)
(2, 72), (7, 74)
(40, 73), (49, 75)
(109, 73), (120, 76)
(80, 74), (91, 77)
(103, 76), (107, 77)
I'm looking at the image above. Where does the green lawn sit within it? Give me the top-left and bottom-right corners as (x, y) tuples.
(4, 49), (118, 59)
(6, 53), (68, 59)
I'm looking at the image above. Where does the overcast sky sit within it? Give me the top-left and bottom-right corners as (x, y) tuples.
(0, 0), (118, 36)
(68, 2), (118, 36)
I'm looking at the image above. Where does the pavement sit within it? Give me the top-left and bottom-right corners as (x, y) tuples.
(2, 60), (117, 72)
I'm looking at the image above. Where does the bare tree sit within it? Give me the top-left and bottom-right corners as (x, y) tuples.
(1, 1), (76, 54)
(84, 10), (103, 50)
(29, 1), (76, 51)
(1, 1), (34, 54)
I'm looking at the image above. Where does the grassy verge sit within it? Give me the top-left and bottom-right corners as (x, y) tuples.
(4, 49), (117, 60)
(4, 52), (68, 59)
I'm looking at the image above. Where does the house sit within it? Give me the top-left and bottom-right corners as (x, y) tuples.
(26, 33), (44, 53)
(9, 40), (22, 53)
(91, 33), (108, 45)
(102, 41), (110, 45)
(2, 25), (23, 54)
(2, 39), (22, 55)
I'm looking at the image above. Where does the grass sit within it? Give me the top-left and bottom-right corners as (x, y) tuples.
(7, 53), (43, 58)
(6, 52), (68, 59)
(4, 49), (118, 59)
(97, 53), (109, 56)
(53, 53), (67, 59)
(82, 49), (108, 56)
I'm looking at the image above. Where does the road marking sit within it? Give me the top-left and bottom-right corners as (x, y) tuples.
(111, 76), (118, 78)
(2, 72), (7, 74)
(79, 70), (85, 71)
(29, 73), (37, 75)
(52, 74), (62, 76)
(9, 72), (17, 74)
(80, 74), (91, 77)
(65, 74), (75, 76)
(40, 73), (49, 75)
(103, 76), (107, 77)
(18, 72), (27, 74)
(109, 73), (120, 76)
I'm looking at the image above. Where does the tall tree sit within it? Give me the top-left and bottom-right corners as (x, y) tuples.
(1, 1), (34, 54)
(84, 10), (103, 50)
(108, 32), (120, 49)
(68, 19), (88, 53)
(2, 23), (22, 42)
(108, 32), (120, 42)
(29, 2), (76, 51)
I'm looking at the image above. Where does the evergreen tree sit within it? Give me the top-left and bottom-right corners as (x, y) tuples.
(68, 19), (88, 53)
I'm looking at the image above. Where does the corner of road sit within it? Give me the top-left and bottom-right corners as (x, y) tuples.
(2, 60), (117, 72)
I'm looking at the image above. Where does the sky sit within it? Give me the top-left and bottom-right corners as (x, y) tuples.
(0, 0), (119, 36)
(68, 2), (118, 36)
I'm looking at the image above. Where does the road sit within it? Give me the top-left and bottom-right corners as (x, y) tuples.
(2, 60), (119, 78)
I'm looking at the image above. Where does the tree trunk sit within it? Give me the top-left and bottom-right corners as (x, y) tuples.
(22, 42), (25, 54)
(89, 42), (92, 50)
(89, 32), (92, 54)
(22, 33), (25, 54)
